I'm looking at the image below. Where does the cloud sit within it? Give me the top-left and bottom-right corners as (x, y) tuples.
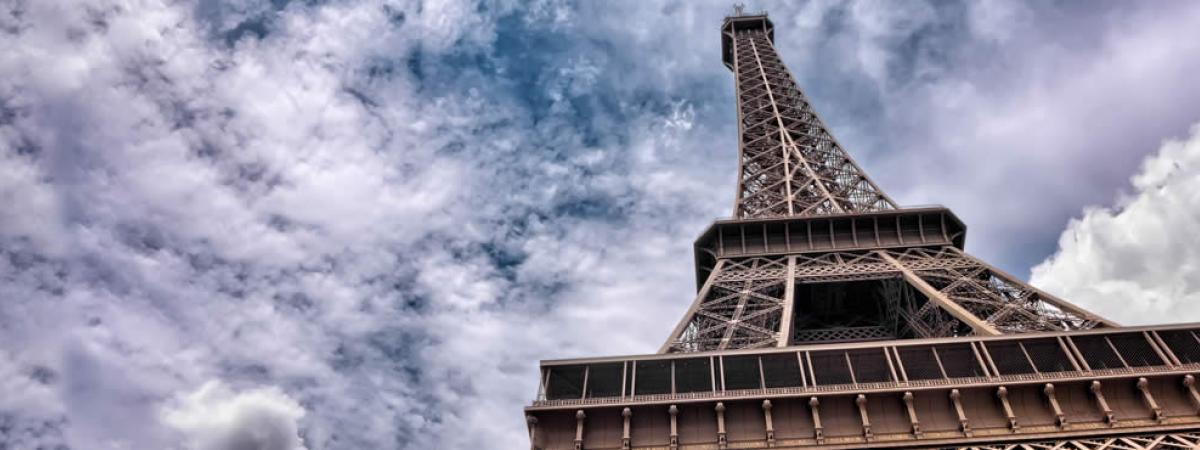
(0, 0), (499, 447)
(1031, 123), (1200, 325)
(0, 0), (726, 447)
(162, 381), (307, 450)
(1, 1), (1199, 449)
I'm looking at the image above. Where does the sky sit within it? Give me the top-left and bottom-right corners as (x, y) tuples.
(2, 0), (1200, 449)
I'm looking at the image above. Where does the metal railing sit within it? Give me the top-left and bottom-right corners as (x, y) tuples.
(532, 323), (1200, 408)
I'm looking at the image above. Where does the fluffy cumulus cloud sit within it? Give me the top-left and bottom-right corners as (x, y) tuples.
(162, 381), (307, 450)
(1, 0), (1198, 449)
(1032, 123), (1200, 325)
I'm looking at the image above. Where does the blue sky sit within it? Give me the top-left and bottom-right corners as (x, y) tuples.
(3, 1), (1200, 449)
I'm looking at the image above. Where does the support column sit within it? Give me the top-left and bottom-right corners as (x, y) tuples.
(668, 405), (679, 450)
(1137, 377), (1165, 423)
(1044, 384), (1067, 429)
(902, 392), (921, 437)
(856, 394), (873, 441)
(762, 400), (775, 447)
(1090, 380), (1116, 426)
(996, 387), (1018, 431)
(809, 397), (824, 443)
(574, 410), (586, 450)
(621, 408), (631, 450)
(539, 369), (550, 401)
(526, 415), (539, 450)
(949, 389), (971, 436)
(715, 402), (728, 450)
(1184, 374), (1200, 415)
(776, 256), (797, 347)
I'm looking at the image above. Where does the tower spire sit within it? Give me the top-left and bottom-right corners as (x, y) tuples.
(724, 13), (896, 218)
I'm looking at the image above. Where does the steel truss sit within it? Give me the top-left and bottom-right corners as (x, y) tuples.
(943, 431), (1200, 450)
(731, 28), (895, 218)
(660, 13), (1116, 355)
(524, 10), (1150, 450)
(663, 247), (1112, 353)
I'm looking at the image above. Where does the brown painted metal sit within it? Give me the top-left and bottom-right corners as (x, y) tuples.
(664, 246), (1113, 353)
(724, 14), (895, 218)
(664, 11), (1114, 352)
(526, 8), (1191, 450)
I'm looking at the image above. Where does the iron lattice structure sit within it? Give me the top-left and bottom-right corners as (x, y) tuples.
(662, 17), (1111, 354)
(730, 27), (895, 218)
(945, 431), (1200, 450)
(663, 246), (1111, 353)
(525, 10), (1199, 450)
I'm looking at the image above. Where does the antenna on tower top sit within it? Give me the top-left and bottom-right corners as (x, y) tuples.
(733, 3), (745, 16)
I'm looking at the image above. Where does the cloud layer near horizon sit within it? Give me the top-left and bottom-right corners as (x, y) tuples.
(2, 1), (1200, 449)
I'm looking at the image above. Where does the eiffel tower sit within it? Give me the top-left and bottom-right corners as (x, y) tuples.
(525, 10), (1200, 450)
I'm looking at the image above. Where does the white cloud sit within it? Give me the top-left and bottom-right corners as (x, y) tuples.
(0, 0), (498, 447)
(0, 0), (728, 447)
(162, 381), (307, 450)
(1032, 123), (1200, 325)
(847, 0), (938, 87)
(2, 1), (1200, 449)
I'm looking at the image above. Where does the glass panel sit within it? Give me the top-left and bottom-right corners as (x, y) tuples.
(984, 341), (1035, 375)
(674, 358), (712, 393)
(1022, 339), (1074, 373)
(761, 353), (802, 388)
(1158, 330), (1200, 364)
(547, 365), (586, 400)
(809, 351), (853, 385)
(1072, 335), (1125, 370)
(635, 360), (672, 395)
(898, 346), (944, 380)
(849, 349), (892, 383)
(936, 344), (984, 378)
(585, 363), (623, 398)
(1107, 333), (1163, 367)
(722, 355), (762, 390)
